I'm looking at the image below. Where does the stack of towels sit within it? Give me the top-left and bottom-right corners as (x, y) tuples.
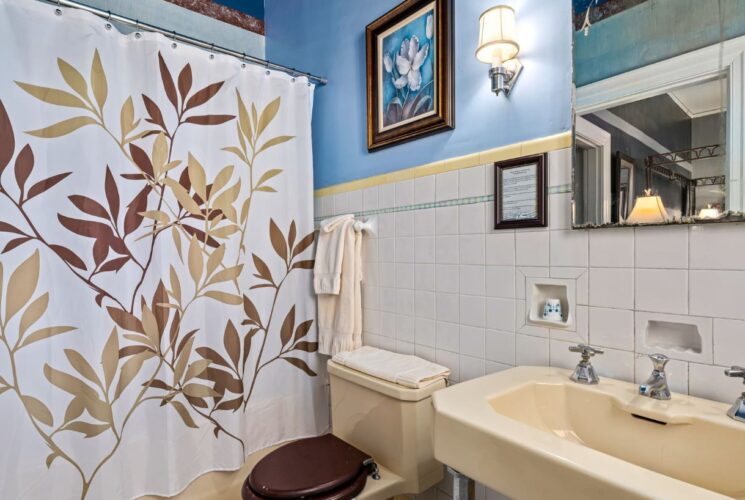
(314, 214), (363, 356)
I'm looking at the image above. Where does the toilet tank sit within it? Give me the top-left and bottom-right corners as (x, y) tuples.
(327, 360), (445, 495)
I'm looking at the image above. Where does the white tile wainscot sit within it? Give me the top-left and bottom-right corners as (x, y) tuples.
(314, 147), (745, 404)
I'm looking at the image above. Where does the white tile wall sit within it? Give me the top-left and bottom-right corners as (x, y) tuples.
(317, 148), (745, 404)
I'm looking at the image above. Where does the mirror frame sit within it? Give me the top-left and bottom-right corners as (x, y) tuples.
(573, 35), (745, 229)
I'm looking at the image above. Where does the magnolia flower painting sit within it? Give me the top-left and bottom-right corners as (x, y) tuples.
(379, 8), (436, 130)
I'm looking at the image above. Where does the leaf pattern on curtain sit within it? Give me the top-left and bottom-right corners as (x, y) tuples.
(0, 49), (317, 499)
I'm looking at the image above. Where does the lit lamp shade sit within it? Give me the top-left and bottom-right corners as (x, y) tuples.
(476, 6), (519, 67)
(698, 205), (721, 219)
(626, 191), (670, 224)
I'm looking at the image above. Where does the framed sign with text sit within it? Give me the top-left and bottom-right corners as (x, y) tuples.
(494, 154), (547, 229)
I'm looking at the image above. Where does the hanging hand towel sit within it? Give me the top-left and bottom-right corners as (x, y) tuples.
(316, 217), (364, 355)
(332, 346), (450, 389)
(313, 214), (354, 294)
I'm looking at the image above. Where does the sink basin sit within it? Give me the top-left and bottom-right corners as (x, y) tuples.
(432, 366), (745, 499)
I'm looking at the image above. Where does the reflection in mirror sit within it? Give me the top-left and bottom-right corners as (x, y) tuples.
(574, 75), (728, 227)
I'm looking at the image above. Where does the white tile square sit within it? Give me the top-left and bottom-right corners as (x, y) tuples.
(548, 193), (572, 230)
(436, 321), (459, 352)
(378, 238), (395, 262)
(486, 232), (515, 266)
(690, 223), (745, 270)
(394, 237), (414, 263)
(516, 334), (549, 366)
(436, 293), (459, 323)
(395, 211), (413, 237)
(362, 285), (379, 310)
(635, 269), (688, 314)
(416, 343), (437, 362)
(347, 190), (364, 213)
(552, 304), (588, 344)
(320, 195), (333, 217)
(396, 179), (414, 207)
(435, 171), (459, 201)
(549, 339), (578, 370)
(414, 208), (435, 237)
(435, 264), (459, 293)
(635, 226), (688, 269)
(460, 265), (486, 296)
(378, 183), (395, 209)
(459, 165), (486, 198)
(689, 362), (744, 403)
(380, 312), (396, 337)
(589, 307), (634, 350)
(415, 263), (435, 291)
(549, 229), (588, 267)
(378, 213), (395, 238)
(460, 295), (486, 327)
(460, 325), (486, 357)
(486, 298), (515, 331)
(486, 266), (515, 299)
(486, 361), (513, 374)
(460, 355), (486, 381)
(396, 314), (415, 342)
(414, 175), (436, 204)
(714, 318), (745, 367)
(363, 186), (378, 211)
(414, 236), (435, 264)
(395, 263), (414, 289)
(460, 234), (485, 265)
(380, 288), (397, 313)
(435, 235), (459, 264)
(396, 340), (416, 355)
(379, 263), (395, 287)
(415, 290), (436, 319)
(589, 268), (634, 309)
(396, 289), (415, 316)
(333, 192), (349, 215)
(435, 206), (458, 235)
(364, 238), (378, 263)
(515, 231), (549, 266)
(589, 228), (634, 268)
(635, 311), (713, 364)
(436, 349), (460, 382)
(592, 347), (634, 382)
(690, 270), (745, 320)
(363, 309), (379, 334)
(459, 204), (486, 234)
(486, 329), (515, 365)
(548, 148), (571, 187)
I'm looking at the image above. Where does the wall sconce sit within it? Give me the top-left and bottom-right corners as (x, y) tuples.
(476, 5), (522, 96)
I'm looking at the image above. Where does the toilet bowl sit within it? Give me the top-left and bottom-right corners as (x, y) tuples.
(242, 356), (446, 499)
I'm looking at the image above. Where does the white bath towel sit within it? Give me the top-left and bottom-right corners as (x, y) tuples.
(316, 216), (363, 355)
(313, 214), (354, 294)
(332, 346), (450, 389)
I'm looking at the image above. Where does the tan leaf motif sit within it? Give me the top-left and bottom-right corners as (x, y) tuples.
(212, 165), (235, 196)
(223, 320), (240, 367)
(256, 168), (282, 188)
(22, 395), (53, 427)
(120, 96), (136, 139)
(63, 397), (85, 425)
(19, 326), (76, 349)
(101, 327), (119, 390)
(257, 135), (294, 154)
(187, 153), (207, 201)
(6, 249), (40, 321)
(169, 265), (182, 304)
(184, 359), (211, 382)
(256, 97), (281, 138)
(236, 90), (253, 140)
(114, 352), (149, 400)
(19, 292), (48, 338)
(206, 244), (225, 278)
(206, 265), (242, 286)
(57, 58), (89, 100)
(64, 349), (102, 388)
(164, 178), (201, 216)
(203, 291), (242, 305)
(169, 400), (198, 428)
(15, 82), (87, 109)
(64, 421), (109, 438)
(141, 304), (160, 348)
(174, 336), (194, 383)
(90, 49), (108, 111)
(187, 237), (203, 285)
(26, 116), (98, 138)
(280, 306), (296, 347)
(182, 383), (219, 398)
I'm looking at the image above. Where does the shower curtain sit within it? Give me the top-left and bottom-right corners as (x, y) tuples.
(0, 0), (327, 498)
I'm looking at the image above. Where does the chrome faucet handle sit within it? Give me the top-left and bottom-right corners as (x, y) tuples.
(569, 344), (603, 385)
(639, 353), (671, 400)
(649, 353), (669, 372)
(725, 366), (745, 423)
(725, 366), (745, 380)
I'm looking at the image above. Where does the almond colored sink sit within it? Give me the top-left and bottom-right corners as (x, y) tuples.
(432, 366), (745, 499)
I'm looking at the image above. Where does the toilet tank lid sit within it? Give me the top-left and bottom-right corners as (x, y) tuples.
(328, 360), (446, 402)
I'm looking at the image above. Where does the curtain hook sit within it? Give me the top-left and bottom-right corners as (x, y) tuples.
(264, 60), (270, 76)
(134, 19), (142, 39)
(171, 30), (177, 48)
(55, 0), (62, 16)
(209, 43), (215, 59)
(104, 10), (112, 29)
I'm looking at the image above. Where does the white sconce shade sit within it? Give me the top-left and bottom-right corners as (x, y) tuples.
(697, 204), (721, 219)
(626, 190), (670, 224)
(476, 5), (519, 67)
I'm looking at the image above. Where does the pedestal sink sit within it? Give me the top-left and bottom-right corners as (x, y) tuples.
(432, 366), (745, 499)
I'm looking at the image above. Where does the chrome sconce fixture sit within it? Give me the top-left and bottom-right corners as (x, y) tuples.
(476, 5), (522, 96)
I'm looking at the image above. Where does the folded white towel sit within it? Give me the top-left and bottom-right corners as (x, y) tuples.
(313, 214), (354, 294)
(333, 346), (450, 389)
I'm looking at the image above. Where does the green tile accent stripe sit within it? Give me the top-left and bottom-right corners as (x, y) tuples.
(314, 183), (573, 223)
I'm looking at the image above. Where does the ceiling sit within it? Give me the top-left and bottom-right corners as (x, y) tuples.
(668, 79), (725, 118)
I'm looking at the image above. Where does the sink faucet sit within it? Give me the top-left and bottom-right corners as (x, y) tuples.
(724, 366), (745, 423)
(568, 344), (603, 385)
(639, 354), (671, 400)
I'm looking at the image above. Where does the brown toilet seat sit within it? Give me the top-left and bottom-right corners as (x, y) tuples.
(242, 433), (376, 499)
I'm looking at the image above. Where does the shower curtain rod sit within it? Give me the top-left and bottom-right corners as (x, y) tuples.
(40, 0), (328, 86)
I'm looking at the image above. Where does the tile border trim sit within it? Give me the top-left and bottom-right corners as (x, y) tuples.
(314, 131), (573, 197)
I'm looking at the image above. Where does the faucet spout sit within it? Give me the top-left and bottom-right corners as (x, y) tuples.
(639, 354), (671, 401)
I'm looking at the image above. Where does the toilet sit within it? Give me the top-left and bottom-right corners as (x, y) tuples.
(242, 356), (446, 499)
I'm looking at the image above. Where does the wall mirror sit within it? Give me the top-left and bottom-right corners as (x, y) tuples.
(571, 2), (745, 228)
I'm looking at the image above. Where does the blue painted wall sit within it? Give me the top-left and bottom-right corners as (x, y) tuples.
(78, 0), (264, 57)
(575, 0), (745, 86)
(218, 0), (264, 20)
(265, 0), (573, 189)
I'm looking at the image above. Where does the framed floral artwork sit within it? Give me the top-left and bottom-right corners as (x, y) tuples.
(366, 0), (454, 151)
